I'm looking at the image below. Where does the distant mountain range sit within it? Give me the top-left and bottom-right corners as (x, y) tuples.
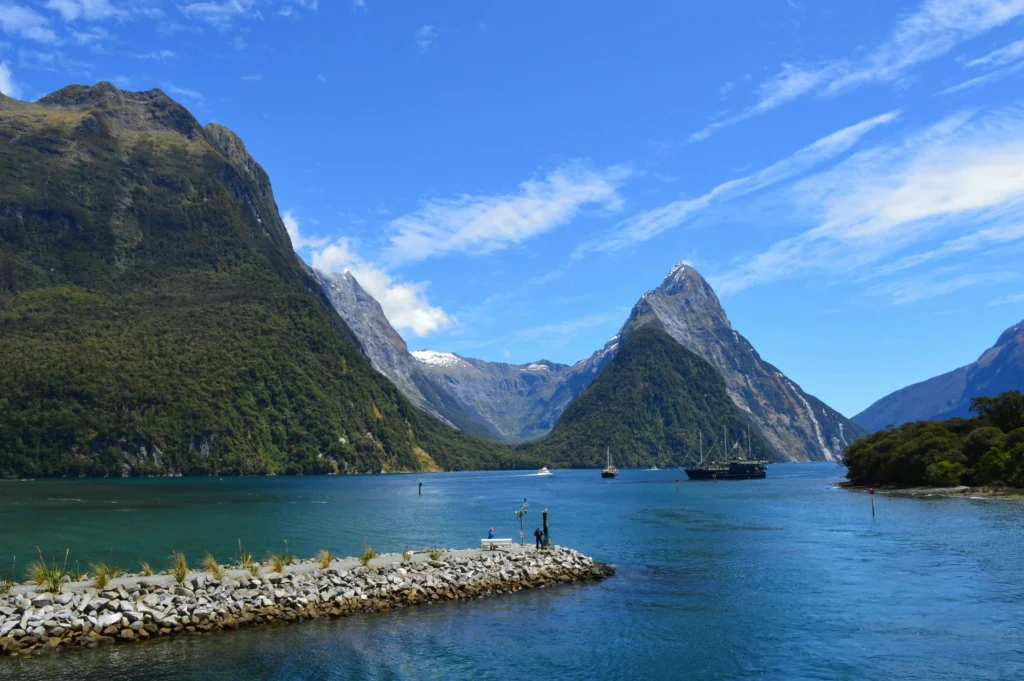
(0, 82), (870, 476)
(329, 261), (864, 461)
(854, 319), (1024, 432)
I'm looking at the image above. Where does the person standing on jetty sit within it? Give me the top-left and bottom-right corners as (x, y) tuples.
(418, 482), (422, 495)
(534, 527), (543, 549)
(488, 527), (495, 539)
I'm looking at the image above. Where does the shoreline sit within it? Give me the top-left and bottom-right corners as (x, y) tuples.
(837, 482), (1024, 500)
(1, 545), (614, 659)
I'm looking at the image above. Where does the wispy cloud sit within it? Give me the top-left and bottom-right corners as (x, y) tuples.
(988, 292), (1024, 306)
(162, 81), (204, 104)
(282, 210), (329, 250)
(868, 268), (1017, 305)
(713, 105), (1024, 296)
(45, 0), (125, 22)
(583, 110), (899, 255)
(0, 4), (58, 43)
(179, 0), (257, 28)
(416, 24), (435, 52)
(136, 48), (176, 60)
(692, 0), (1024, 141)
(514, 309), (625, 345)
(387, 163), (631, 264)
(312, 239), (451, 336)
(0, 59), (19, 98)
(940, 38), (1024, 94)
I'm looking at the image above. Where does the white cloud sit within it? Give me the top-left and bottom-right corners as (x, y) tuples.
(312, 239), (451, 336)
(179, 0), (255, 28)
(162, 82), (204, 104)
(713, 105), (1024, 295)
(0, 60), (19, 98)
(416, 24), (435, 52)
(940, 38), (1024, 94)
(45, 0), (125, 22)
(514, 310), (624, 345)
(0, 4), (58, 43)
(282, 210), (329, 250)
(988, 292), (1024, 306)
(965, 38), (1024, 68)
(71, 26), (111, 44)
(387, 163), (631, 264)
(587, 110), (899, 254)
(502, 348), (511, 359)
(136, 48), (176, 60)
(352, 0), (366, 10)
(868, 268), (1017, 305)
(692, 0), (1024, 141)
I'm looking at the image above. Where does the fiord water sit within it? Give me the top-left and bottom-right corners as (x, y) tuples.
(2, 464), (1023, 680)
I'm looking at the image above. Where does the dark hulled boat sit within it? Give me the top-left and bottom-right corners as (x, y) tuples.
(683, 459), (767, 480)
(601, 447), (618, 478)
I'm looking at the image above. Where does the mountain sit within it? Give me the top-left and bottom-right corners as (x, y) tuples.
(523, 327), (777, 466)
(408, 348), (615, 441)
(854, 319), (1024, 432)
(335, 261), (860, 459)
(614, 263), (863, 461)
(0, 83), (515, 476)
(317, 270), (501, 439)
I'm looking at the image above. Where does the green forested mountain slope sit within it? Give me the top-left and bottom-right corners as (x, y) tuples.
(0, 84), (520, 476)
(523, 327), (777, 467)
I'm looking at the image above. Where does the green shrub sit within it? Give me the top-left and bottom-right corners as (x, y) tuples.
(925, 460), (965, 487)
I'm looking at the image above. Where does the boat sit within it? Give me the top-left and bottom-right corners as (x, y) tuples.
(537, 467), (553, 476)
(683, 427), (768, 481)
(601, 448), (619, 478)
(648, 465), (660, 471)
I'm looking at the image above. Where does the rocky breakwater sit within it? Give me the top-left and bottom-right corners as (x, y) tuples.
(0, 546), (614, 658)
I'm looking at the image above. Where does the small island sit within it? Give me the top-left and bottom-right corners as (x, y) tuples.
(842, 391), (1024, 495)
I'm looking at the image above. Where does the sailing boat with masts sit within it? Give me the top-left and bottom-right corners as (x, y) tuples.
(683, 426), (767, 480)
(601, 447), (619, 478)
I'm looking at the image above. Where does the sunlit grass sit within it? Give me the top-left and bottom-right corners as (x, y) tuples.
(29, 548), (70, 593)
(317, 549), (334, 569)
(171, 551), (189, 585)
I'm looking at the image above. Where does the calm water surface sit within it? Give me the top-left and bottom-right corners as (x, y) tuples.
(2, 464), (1023, 680)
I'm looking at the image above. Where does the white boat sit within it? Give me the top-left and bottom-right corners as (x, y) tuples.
(537, 467), (553, 476)
(648, 465), (660, 471)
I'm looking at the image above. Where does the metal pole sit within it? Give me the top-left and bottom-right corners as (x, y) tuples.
(542, 509), (549, 549)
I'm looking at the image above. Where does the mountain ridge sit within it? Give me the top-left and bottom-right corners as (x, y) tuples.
(854, 319), (1024, 431)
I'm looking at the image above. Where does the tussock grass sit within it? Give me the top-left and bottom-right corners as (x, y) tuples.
(401, 550), (413, 562)
(29, 548), (70, 593)
(138, 561), (154, 577)
(0, 556), (15, 594)
(426, 548), (442, 561)
(358, 545), (376, 567)
(69, 560), (89, 582)
(317, 549), (334, 569)
(234, 539), (256, 570)
(203, 554), (224, 580)
(171, 551), (189, 585)
(269, 553), (285, 573)
(282, 540), (295, 566)
(248, 562), (261, 577)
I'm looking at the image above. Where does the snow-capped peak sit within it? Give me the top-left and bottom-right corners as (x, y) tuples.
(525, 363), (550, 371)
(412, 350), (468, 369)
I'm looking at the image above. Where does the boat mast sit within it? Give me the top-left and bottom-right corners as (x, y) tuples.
(699, 430), (703, 464)
(724, 426), (727, 460)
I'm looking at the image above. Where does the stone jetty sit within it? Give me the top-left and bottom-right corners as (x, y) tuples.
(0, 545), (614, 658)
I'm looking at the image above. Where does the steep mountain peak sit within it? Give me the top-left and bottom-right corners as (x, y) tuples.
(995, 318), (1024, 348)
(36, 82), (204, 139)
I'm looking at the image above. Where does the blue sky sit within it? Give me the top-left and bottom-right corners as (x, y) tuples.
(3, 0), (1024, 417)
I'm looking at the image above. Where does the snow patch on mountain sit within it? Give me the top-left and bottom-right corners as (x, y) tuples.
(412, 350), (469, 369)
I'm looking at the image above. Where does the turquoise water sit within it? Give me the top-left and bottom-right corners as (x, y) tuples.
(2, 464), (1024, 680)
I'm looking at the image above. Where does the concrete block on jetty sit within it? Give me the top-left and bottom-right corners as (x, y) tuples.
(0, 545), (614, 658)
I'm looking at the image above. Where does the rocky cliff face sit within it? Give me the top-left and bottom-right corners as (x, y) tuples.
(854, 319), (1024, 431)
(614, 263), (862, 461)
